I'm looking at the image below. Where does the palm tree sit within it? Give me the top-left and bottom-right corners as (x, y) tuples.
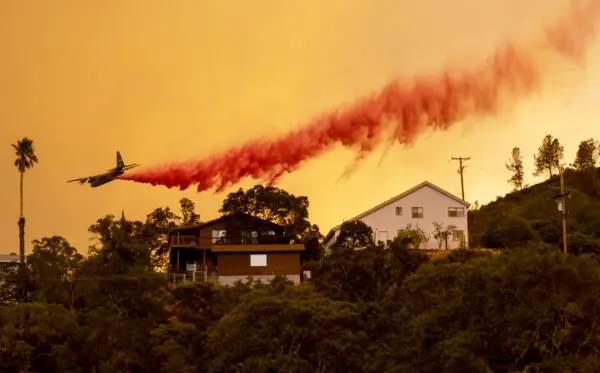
(12, 137), (38, 264)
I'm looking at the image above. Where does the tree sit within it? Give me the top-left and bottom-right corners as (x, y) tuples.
(88, 213), (140, 253)
(145, 207), (181, 269)
(300, 223), (325, 264)
(0, 303), (81, 372)
(27, 236), (83, 308)
(334, 221), (374, 250)
(180, 197), (200, 226)
(395, 223), (428, 249)
(573, 138), (600, 171)
(220, 185), (310, 237)
(483, 215), (539, 248)
(12, 137), (38, 265)
(432, 221), (456, 250)
(205, 286), (368, 372)
(533, 134), (563, 179)
(506, 146), (524, 191)
(85, 214), (149, 278)
(316, 236), (428, 303)
(395, 247), (600, 371)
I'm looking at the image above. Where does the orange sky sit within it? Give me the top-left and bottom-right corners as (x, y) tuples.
(1, 0), (598, 254)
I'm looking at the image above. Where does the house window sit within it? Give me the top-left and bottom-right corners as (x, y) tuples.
(250, 254), (267, 267)
(453, 230), (465, 242)
(379, 231), (389, 242)
(395, 206), (402, 216)
(267, 230), (276, 236)
(241, 231), (258, 244)
(412, 207), (424, 218)
(212, 230), (226, 243)
(448, 207), (465, 217)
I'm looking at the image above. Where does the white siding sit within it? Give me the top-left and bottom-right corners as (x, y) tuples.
(326, 184), (468, 250)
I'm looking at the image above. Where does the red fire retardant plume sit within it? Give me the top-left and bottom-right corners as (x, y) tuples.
(117, 0), (600, 193)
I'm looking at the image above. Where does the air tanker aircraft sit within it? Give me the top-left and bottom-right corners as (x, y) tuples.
(67, 151), (139, 187)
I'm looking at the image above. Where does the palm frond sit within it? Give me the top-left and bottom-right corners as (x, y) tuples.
(12, 137), (38, 173)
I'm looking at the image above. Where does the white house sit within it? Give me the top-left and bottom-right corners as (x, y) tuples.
(323, 181), (470, 250)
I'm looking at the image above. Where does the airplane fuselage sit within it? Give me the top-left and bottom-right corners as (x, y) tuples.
(89, 168), (125, 187)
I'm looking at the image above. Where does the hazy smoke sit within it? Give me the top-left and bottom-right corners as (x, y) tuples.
(117, 0), (600, 192)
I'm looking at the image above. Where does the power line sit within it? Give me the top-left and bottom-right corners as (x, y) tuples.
(451, 156), (470, 201)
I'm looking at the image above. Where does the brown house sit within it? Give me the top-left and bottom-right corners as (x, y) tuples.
(168, 213), (305, 285)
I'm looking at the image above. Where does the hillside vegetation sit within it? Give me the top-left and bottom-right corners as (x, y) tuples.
(469, 135), (600, 254)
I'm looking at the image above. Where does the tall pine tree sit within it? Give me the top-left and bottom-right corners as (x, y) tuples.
(506, 147), (524, 191)
(573, 138), (599, 171)
(533, 135), (563, 179)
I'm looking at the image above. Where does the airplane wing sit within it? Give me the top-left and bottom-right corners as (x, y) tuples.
(67, 177), (91, 184)
(67, 173), (103, 184)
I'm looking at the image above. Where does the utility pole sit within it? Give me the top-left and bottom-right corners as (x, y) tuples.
(451, 157), (470, 201)
(560, 168), (568, 254)
(552, 166), (569, 254)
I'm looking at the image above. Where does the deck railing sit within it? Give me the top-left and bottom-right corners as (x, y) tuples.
(170, 235), (197, 246)
(212, 235), (289, 245)
(170, 234), (291, 247)
(170, 270), (218, 285)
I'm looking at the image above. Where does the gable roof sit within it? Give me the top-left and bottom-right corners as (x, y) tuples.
(324, 181), (469, 242)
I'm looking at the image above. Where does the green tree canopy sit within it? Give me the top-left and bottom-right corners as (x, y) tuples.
(220, 185), (310, 235)
(333, 220), (374, 250)
(27, 236), (83, 308)
(573, 138), (599, 171)
(179, 197), (200, 226)
(533, 134), (564, 179)
(506, 146), (525, 191)
(11, 137), (38, 174)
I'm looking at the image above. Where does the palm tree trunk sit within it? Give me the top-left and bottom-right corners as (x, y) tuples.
(18, 171), (25, 265)
(20, 171), (23, 218)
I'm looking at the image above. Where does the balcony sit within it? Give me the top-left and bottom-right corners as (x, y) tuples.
(170, 235), (197, 247)
(212, 235), (288, 245)
(170, 233), (291, 249)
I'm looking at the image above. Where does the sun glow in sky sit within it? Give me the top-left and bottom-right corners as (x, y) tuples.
(0, 0), (598, 253)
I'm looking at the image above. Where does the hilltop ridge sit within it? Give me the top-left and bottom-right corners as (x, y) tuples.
(469, 167), (600, 253)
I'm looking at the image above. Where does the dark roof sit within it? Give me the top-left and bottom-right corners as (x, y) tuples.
(323, 181), (470, 244)
(169, 212), (284, 232)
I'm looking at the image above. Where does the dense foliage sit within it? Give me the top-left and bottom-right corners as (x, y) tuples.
(5, 135), (600, 371)
(3, 225), (600, 371)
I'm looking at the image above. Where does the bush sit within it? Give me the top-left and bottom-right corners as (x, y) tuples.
(484, 215), (539, 248)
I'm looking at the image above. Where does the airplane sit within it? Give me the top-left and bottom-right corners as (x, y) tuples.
(67, 151), (140, 187)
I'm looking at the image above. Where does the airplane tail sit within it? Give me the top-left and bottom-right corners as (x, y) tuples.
(116, 151), (124, 169)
